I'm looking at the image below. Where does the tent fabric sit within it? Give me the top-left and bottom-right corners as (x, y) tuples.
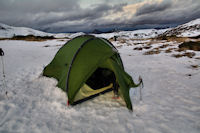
(43, 35), (141, 110)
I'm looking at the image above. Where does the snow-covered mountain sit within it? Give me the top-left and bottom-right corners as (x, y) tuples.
(0, 23), (86, 39)
(1, 18), (200, 39)
(95, 18), (200, 39)
(93, 29), (168, 39)
(161, 18), (200, 37)
(0, 23), (54, 38)
(0, 22), (163, 39)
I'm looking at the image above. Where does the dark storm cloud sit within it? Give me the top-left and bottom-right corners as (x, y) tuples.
(35, 3), (126, 32)
(0, 0), (125, 32)
(126, 0), (200, 29)
(87, 0), (200, 31)
(0, 0), (79, 13)
(0, 0), (80, 27)
(0, 0), (200, 32)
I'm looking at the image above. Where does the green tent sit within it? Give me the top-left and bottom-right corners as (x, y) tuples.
(43, 35), (142, 110)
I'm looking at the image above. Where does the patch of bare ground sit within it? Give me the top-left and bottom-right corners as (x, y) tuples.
(178, 41), (200, 51)
(143, 49), (161, 55)
(132, 43), (141, 45)
(0, 35), (56, 41)
(190, 64), (199, 69)
(126, 42), (132, 46)
(133, 47), (143, 50)
(195, 57), (200, 60)
(119, 39), (126, 43)
(0, 38), (6, 40)
(43, 44), (63, 47)
(189, 35), (200, 39)
(165, 48), (176, 53)
(147, 39), (165, 45)
(130, 38), (149, 41)
(108, 37), (115, 42)
(143, 45), (152, 49)
(174, 48), (187, 52)
(172, 52), (196, 58)
(131, 36), (200, 59)
(59, 39), (68, 41)
(156, 35), (190, 42)
(159, 44), (170, 49)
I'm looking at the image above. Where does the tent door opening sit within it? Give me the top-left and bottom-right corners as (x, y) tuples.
(86, 68), (116, 90)
(72, 68), (117, 104)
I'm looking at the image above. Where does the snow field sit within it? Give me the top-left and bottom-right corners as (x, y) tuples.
(0, 38), (200, 133)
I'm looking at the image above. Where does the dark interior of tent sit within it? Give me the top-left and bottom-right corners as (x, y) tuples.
(86, 68), (117, 90)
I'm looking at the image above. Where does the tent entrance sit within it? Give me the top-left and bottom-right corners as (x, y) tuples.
(86, 68), (116, 90)
(73, 83), (113, 104)
(73, 68), (116, 104)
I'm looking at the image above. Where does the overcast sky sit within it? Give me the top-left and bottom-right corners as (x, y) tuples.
(0, 0), (200, 33)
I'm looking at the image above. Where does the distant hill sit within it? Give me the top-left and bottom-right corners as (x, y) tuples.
(92, 29), (103, 34)
(1, 18), (200, 39)
(0, 23), (53, 38)
(160, 18), (200, 37)
(0, 23), (85, 38)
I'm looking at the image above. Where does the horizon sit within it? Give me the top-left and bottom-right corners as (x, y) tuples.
(0, 0), (200, 33)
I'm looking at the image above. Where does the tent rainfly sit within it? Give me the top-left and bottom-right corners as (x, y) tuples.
(43, 35), (142, 110)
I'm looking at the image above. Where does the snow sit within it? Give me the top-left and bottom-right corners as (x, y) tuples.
(0, 23), (84, 39)
(181, 18), (200, 27)
(0, 37), (200, 133)
(68, 32), (85, 38)
(93, 29), (169, 39)
(162, 18), (200, 37)
(53, 32), (85, 39)
(180, 30), (200, 37)
(0, 23), (53, 38)
(0, 18), (200, 132)
(53, 33), (71, 38)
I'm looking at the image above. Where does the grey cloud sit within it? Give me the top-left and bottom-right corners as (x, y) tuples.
(0, 0), (125, 32)
(0, 0), (200, 32)
(130, 0), (200, 28)
(0, 0), (80, 28)
(135, 0), (172, 16)
(0, 0), (79, 13)
(35, 3), (125, 32)
(92, 0), (200, 31)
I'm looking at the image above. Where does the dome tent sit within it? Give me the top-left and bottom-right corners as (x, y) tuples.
(43, 35), (142, 110)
